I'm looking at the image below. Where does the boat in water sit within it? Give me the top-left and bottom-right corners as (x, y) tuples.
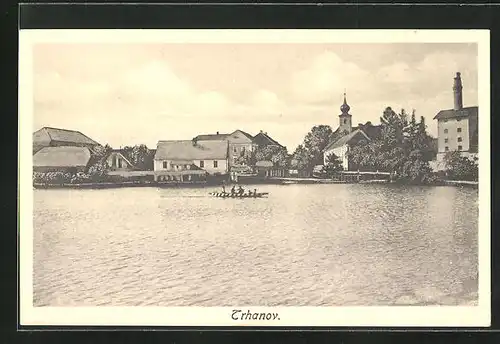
(209, 191), (269, 198)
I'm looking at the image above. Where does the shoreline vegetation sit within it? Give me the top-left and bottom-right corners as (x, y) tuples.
(32, 177), (478, 189)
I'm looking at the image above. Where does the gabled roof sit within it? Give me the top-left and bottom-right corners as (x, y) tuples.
(33, 127), (100, 146)
(33, 146), (92, 168)
(229, 129), (254, 141)
(433, 106), (478, 120)
(324, 129), (371, 151)
(155, 140), (229, 161)
(253, 131), (284, 147)
(107, 151), (135, 167)
(193, 133), (229, 141)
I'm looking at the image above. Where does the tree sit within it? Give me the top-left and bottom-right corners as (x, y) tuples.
(444, 151), (478, 181)
(130, 144), (155, 170)
(303, 125), (335, 167)
(322, 153), (343, 177)
(346, 107), (435, 183)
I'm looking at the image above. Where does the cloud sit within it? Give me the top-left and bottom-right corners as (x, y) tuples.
(290, 51), (369, 104)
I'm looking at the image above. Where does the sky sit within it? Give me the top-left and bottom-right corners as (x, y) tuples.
(32, 43), (478, 151)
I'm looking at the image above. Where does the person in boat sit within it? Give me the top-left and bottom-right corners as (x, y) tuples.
(238, 185), (244, 195)
(230, 185), (236, 195)
(254, 188), (257, 196)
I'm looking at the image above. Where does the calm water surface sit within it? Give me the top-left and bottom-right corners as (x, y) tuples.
(33, 184), (478, 306)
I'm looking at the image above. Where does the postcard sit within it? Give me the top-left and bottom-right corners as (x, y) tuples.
(19, 29), (490, 327)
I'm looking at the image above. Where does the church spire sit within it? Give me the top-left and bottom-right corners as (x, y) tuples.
(338, 90), (352, 134)
(340, 90), (351, 114)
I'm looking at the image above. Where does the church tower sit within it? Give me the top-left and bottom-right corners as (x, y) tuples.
(338, 92), (352, 135)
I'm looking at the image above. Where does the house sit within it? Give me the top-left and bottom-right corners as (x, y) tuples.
(105, 150), (135, 171)
(323, 93), (380, 170)
(433, 72), (478, 165)
(33, 146), (92, 173)
(194, 130), (257, 167)
(154, 139), (229, 182)
(33, 127), (100, 154)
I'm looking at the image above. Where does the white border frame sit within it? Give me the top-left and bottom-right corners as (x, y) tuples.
(18, 29), (491, 327)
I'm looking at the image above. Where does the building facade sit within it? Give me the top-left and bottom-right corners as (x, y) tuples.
(433, 72), (479, 164)
(154, 139), (229, 182)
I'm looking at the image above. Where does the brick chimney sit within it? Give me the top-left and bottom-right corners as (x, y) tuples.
(453, 72), (463, 110)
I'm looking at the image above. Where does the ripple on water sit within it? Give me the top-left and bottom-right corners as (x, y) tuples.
(32, 184), (478, 306)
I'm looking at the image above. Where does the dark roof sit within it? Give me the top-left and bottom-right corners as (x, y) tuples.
(324, 129), (371, 151)
(33, 146), (92, 168)
(352, 123), (382, 140)
(253, 132), (284, 147)
(433, 106), (478, 120)
(34, 127), (100, 146)
(155, 140), (228, 160)
(193, 133), (229, 141)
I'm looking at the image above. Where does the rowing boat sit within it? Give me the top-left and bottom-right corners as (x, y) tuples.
(209, 192), (269, 198)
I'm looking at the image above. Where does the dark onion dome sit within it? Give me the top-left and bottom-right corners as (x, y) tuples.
(340, 93), (350, 114)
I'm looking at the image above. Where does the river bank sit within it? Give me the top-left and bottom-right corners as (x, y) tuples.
(32, 178), (478, 189)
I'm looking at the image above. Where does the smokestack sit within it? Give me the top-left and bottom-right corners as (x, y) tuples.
(216, 131), (219, 135)
(453, 72), (463, 110)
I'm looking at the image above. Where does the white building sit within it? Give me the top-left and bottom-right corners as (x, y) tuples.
(153, 139), (229, 182)
(433, 72), (479, 166)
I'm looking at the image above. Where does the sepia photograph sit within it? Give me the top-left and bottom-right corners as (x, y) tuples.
(18, 29), (490, 327)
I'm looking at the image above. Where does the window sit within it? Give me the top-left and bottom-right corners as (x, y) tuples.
(343, 119), (347, 124)
(445, 147), (449, 152)
(163, 161), (168, 169)
(200, 160), (204, 168)
(213, 161), (218, 168)
(457, 118), (462, 122)
(458, 137), (462, 142)
(233, 157), (237, 164)
(444, 119), (448, 123)
(444, 138), (448, 143)
(457, 128), (462, 133)
(112, 156), (117, 167)
(458, 145), (463, 151)
(233, 147), (237, 153)
(118, 158), (122, 168)
(444, 129), (448, 134)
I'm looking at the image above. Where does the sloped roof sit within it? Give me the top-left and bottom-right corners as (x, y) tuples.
(107, 151), (135, 167)
(253, 132), (284, 147)
(352, 123), (382, 140)
(229, 130), (254, 141)
(33, 146), (92, 168)
(324, 129), (371, 151)
(34, 127), (100, 146)
(433, 106), (478, 120)
(193, 133), (229, 141)
(256, 160), (273, 167)
(155, 140), (228, 160)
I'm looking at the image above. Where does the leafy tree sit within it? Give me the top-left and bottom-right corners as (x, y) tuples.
(322, 153), (343, 177)
(444, 151), (478, 181)
(130, 144), (155, 170)
(346, 107), (435, 183)
(291, 125), (337, 170)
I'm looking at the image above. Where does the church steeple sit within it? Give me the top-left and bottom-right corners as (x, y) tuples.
(338, 90), (352, 134)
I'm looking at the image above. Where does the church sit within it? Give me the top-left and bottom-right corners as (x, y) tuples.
(323, 93), (381, 170)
